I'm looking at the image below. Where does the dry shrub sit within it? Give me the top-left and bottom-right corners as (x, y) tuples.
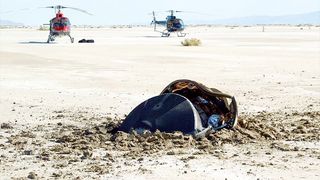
(38, 25), (49, 31)
(181, 38), (201, 46)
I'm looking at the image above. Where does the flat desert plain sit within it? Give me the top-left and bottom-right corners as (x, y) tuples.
(0, 26), (320, 179)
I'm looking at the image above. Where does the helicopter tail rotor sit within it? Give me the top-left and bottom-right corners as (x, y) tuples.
(150, 11), (157, 31)
(150, 11), (156, 24)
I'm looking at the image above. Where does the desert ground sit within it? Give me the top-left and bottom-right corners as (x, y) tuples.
(0, 26), (319, 179)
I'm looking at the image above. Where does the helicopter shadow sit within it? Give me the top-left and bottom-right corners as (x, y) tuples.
(19, 41), (56, 44)
(139, 35), (167, 38)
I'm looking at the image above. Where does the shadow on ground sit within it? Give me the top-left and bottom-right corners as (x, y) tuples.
(19, 41), (55, 44)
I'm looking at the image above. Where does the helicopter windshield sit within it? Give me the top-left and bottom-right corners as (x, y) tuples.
(53, 22), (68, 27)
(52, 18), (70, 25)
(167, 19), (184, 31)
(52, 18), (70, 28)
(173, 19), (184, 28)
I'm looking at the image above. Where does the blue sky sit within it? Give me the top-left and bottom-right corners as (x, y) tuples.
(0, 0), (319, 25)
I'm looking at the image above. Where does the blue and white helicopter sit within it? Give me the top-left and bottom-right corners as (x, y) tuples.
(151, 10), (187, 37)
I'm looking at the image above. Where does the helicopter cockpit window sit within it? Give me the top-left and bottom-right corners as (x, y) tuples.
(53, 23), (60, 27)
(167, 19), (184, 30)
(53, 21), (70, 28)
(173, 20), (182, 28)
(61, 18), (71, 25)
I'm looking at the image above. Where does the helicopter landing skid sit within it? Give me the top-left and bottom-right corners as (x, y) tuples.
(68, 34), (74, 43)
(47, 35), (55, 43)
(161, 33), (170, 37)
(160, 30), (186, 37)
(177, 32), (186, 37)
(161, 30), (170, 37)
(47, 34), (74, 43)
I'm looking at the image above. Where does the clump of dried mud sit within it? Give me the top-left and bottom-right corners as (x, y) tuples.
(2, 110), (319, 178)
(6, 111), (319, 161)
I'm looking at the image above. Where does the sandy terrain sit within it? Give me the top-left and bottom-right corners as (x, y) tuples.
(0, 26), (320, 179)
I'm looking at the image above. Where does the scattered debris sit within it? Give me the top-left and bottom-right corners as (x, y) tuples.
(2, 109), (319, 179)
(78, 39), (95, 43)
(1, 123), (13, 129)
(27, 172), (37, 179)
(23, 150), (33, 155)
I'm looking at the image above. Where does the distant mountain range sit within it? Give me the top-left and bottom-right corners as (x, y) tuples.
(0, 19), (24, 26)
(194, 11), (320, 25)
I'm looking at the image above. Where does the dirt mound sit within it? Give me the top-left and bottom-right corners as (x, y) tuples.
(6, 111), (320, 162)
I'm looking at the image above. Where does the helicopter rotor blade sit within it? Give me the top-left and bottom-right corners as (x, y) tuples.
(43, 6), (55, 9)
(43, 5), (67, 9)
(166, 10), (181, 13)
(179, 11), (215, 16)
(163, 10), (214, 16)
(63, 6), (93, 15)
(41, 5), (92, 15)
